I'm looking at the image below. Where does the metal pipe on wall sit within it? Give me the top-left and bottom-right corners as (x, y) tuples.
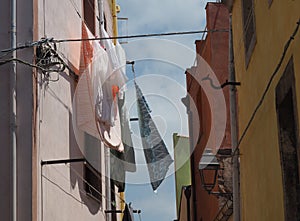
(110, 1), (126, 218)
(229, 14), (241, 221)
(10, 0), (17, 220)
(105, 147), (112, 221)
(97, 1), (112, 220)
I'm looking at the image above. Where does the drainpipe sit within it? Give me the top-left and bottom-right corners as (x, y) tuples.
(105, 148), (111, 221)
(229, 14), (240, 221)
(98, 0), (109, 219)
(110, 1), (125, 218)
(181, 94), (197, 221)
(10, 0), (17, 220)
(97, 1), (112, 220)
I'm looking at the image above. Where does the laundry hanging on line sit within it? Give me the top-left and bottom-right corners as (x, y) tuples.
(122, 203), (134, 221)
(74, 23), (136, 192)
(110, 91), (136, 192)
(75, 23), (128, 152)
(134, 81), (173, 191)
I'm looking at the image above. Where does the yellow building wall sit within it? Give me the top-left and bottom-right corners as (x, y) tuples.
(173, 133), (191, 215)
(231, 0), (300, 220)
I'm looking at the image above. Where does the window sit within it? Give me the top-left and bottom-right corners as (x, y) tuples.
(110, 179), (117, 221)
(276, 58), (300, 221)
(242, 0), (256, 66)
(84, 163), (102, 204)
(84, 0), (95, 35)
(268, 0), (273, 7)
(84, 133), (102, 205)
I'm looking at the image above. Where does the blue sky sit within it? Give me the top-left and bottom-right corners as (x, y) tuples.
(117, 1), (210, 220)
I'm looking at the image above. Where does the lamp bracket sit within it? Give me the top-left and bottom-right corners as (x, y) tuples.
(221, 80), (241, 88)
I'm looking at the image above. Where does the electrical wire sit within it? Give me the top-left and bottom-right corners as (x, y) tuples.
(0, 56), (65, 84)
(67, 0), (98, 32)
(232, 19), (300, 157)
(65, 163), (126, 204)
(65, 163), (112, 203)
(0, 58), (62, 73)
(43, 163), (114, 208)
(50, 165), (103, 205)
(0, 42), (72, 86)
(68, 0), (82, 19)
(0, 38), (52, 53)
(0, 0), (254, 62)
(52, 29), (229, 43)
(0, 29), (228, 55)
(42, 174), (87, 204)
(0, 51), (14, 59)
(42, 160), (142, 216)
(0, 29), (228, 82)
(44, 42), (79, 81)
(0, 42), (73, 84)
(67, 161), (142, 214)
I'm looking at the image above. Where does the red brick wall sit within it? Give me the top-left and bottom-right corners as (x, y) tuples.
(187, 3), (230, 221)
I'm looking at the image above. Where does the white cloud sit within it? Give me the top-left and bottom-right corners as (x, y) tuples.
(123, 38), (196, 70)
(118, 0), (208, 49)
(118, 0), (207, 33)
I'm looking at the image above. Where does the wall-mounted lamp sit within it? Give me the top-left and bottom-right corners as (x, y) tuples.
(198, 149), (232, 197)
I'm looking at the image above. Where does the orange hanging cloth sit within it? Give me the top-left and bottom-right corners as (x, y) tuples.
(79, 23), (94, 74)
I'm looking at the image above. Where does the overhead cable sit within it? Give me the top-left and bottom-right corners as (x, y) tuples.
(67, 0), (82, 19)
(43, 42), (79, 80)
(0, 38), (52, 53)
(53, 29), (229, 43)
(44, 162), (118, 207)
(0, 41), (78, 82)
(65, 163), (126, 204)
(0, 30), (228, 58)
(0, 57), (63, 73)
(42, 174), (88, 204)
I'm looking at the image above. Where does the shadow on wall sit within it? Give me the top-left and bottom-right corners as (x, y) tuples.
(66, 69), (101, 215)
